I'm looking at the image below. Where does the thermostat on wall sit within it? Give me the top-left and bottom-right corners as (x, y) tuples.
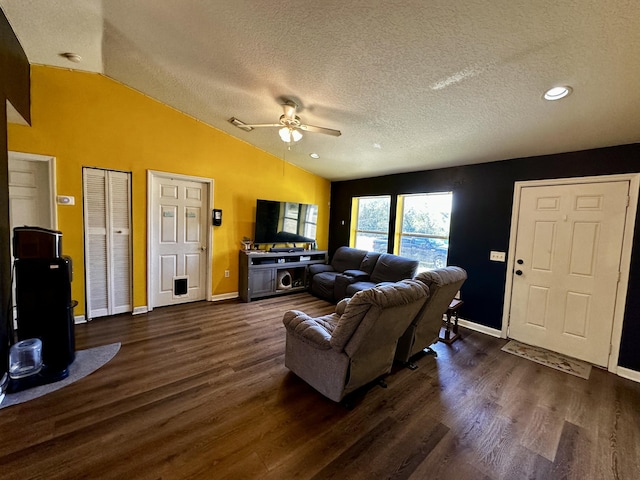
(57, 195), (75, 205)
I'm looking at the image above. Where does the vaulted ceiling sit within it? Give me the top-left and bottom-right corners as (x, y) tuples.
(3, 1), (640, 181)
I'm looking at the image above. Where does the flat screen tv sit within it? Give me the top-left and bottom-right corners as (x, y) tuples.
(254, 199), (318, 245)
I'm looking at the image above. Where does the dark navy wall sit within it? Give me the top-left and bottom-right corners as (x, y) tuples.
(330, 144), (640, 372)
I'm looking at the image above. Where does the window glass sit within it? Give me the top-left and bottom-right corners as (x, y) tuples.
(398, 192), (452, 272)
(352, 196), (391, 251)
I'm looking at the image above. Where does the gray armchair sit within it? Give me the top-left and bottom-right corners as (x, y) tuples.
(283, 279), (429, 402)
(395, 267), (468, 366)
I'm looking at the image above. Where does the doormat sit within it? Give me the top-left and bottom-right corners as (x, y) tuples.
(501, 340), (591, 379)
(0, 342), (121, 410)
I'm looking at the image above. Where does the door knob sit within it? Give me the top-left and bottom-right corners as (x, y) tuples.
(201, 246), (206, 251)
(517, 259), (524, 265)
(515, 270), (523, 276)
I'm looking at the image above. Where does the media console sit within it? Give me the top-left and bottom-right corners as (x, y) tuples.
(238, 249), (328, 302)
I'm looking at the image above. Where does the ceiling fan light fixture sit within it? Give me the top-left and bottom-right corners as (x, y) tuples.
(279, 127), (302, 143)
(544, 86), (572, 101)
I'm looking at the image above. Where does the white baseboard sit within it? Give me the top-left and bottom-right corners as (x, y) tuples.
(616, 366), (640, 383)
(211, 292), (239, 302)
(458, 318), (503, 338)
(132, 306), (148, 315)
(74, 315), (87, 324)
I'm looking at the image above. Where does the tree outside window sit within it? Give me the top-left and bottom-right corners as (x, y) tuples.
(351, 196), (391, 251)
(398, 192), (452, 272)
(351, 192), (453, 273)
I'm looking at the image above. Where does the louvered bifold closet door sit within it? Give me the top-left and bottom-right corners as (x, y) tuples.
(84, 169), (109, 318)
(108, 171), (132, 314)
(83, 168), (132, 320)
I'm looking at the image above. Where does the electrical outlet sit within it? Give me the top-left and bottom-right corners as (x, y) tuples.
(224, 270), (230, 278)
(490, 251), (506, 262)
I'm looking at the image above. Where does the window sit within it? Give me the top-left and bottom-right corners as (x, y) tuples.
(351, 195), (391, 251)
(350, 192), (453, 272)
(397, 192), (452, 272)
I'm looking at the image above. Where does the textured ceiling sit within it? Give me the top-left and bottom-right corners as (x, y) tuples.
(2, 0), (640, 181)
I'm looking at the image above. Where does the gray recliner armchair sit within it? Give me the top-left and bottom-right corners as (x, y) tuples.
(395, 266), (468, 366)
(283, 279), (429, 402)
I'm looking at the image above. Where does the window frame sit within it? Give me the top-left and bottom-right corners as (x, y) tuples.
(349, 191), (453, 271)
(395, 192), (453, 271)
(350, 195), (392, 251)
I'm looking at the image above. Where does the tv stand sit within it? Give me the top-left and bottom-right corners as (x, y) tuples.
(238, 250), (327, 302)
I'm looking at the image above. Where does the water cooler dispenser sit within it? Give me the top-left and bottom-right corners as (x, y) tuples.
(9, 227), (75, 392)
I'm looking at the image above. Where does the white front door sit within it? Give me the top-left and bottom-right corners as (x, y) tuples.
(150, 174), (210, 308)
(508, 181), (629, 366)
(83, 168), (132, 319)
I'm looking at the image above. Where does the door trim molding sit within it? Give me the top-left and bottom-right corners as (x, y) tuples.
(8, 151), (57, 229)
(146, 170), (214, 311)
(502, 173), (640, 373)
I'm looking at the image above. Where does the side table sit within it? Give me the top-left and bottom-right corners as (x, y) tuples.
(439, 298), (463, 344)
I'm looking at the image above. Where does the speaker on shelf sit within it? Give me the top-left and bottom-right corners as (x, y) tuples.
(277, 270), (292, 290)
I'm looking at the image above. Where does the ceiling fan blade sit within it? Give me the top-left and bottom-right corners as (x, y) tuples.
(240, 123), (282, 128)
(298, 124), (342, 136)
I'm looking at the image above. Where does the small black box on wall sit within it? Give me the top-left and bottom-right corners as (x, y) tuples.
(212, 209), (222, 226)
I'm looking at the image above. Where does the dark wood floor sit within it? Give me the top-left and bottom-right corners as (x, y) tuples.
(1, 293), (639, 480)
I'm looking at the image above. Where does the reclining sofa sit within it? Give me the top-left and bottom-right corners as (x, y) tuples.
(283, 279), (429, 402)
(395, 267), (468, 365)
(309, 246), (419, 303)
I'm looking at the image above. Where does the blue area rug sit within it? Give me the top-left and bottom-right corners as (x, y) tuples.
(0, 342), (120, 410)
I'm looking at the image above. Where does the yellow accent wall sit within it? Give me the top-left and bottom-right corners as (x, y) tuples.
(7, 66), (330, 315)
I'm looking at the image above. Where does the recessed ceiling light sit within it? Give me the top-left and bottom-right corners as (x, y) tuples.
(59, 52), (82, 63)
(309, 153), (320, 159)
(544, 86), (572, 101)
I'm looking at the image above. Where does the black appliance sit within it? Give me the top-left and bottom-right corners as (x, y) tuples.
(8, 227), (75, 392)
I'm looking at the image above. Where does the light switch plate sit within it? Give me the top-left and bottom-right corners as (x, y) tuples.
(490, 251), (506, 262)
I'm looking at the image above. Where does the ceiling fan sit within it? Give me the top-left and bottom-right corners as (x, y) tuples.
(228, 101), (341, 143)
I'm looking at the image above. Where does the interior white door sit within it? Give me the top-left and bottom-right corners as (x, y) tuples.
(83, 168), (132, 319)
(8, 155), (55, 321)
(150, 176), (208, 307)
(8, 156), (53, 232)
(508, 181), (629, 366)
